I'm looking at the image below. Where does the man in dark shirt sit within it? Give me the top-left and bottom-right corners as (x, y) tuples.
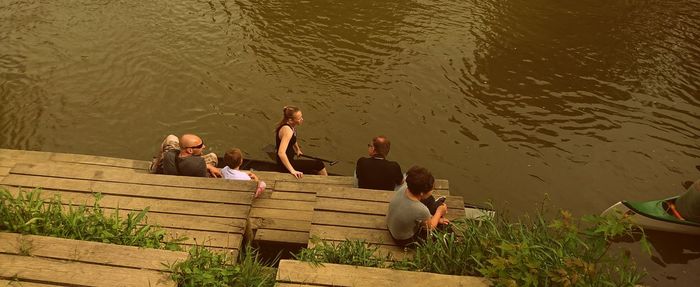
(356, 136), (403, 190)
(152, 134), (221, 177)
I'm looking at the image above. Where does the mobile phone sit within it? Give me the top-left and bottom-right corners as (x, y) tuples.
(435, 196), (446, 206)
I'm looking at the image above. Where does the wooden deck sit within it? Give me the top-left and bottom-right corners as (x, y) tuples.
(0, 232), (187, 287)
(275, 259), (490, 287)
(0, 148), (482, 286)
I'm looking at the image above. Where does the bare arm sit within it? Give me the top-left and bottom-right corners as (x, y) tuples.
(294, 142), (302, 156)
(277, 127), (302, 178)
(424, 204), (448, 230)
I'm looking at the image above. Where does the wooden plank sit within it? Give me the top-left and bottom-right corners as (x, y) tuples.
(2, 174), (253, 204)
(0, 149), (52, 162)
(310, 225), (394, 246)
(0, 254), (176, 287)
(9, 162), (256, 192)
(0, 167), (10, 177)
(276, 260), (490, 287)
(0, 158), (17, 168)
(254, 171), (355, 186)
(252, 199), (314, 211)
(434, 179), (449, 190)
(0, 232), (188, 271)
(50, 152), (150, 170)
(249, 217), (311, 233)
(161, 228), (243, 250)
(4, 187), (250, 219)
(257, 191), (316, 202)
(255, 229), (308, 245)
(315, 197), (388, 215)
(249, 208), (313, 222)
(313, 211), (387, 230)
(0, 279), (64, 287)
(275, 283), (319, 287)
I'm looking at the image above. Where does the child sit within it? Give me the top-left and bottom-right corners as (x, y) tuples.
(222, 148), (266, 198)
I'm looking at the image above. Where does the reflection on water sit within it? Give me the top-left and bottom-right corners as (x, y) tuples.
(1, 0), (698, 284)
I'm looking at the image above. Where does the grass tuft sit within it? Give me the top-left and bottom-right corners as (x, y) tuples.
(0, 188), (185, 250)
(168, 245), (276, 287)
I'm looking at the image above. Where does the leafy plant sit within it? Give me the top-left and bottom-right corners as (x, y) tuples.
(0, 188), (184, 250)
(295, 237), (390, 268)
(168, 245), (275, 287)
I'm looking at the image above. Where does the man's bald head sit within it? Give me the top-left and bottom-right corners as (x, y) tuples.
(180, 134), (204, 155)
(371, 136), (391, 158)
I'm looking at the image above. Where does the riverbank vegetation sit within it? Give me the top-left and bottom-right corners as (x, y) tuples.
(167, 245), (276, 287)
(296, 206), (649, 286)
(0, 188), (184, 250)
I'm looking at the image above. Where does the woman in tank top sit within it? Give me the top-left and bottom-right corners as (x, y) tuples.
(275, 106), (327, 178)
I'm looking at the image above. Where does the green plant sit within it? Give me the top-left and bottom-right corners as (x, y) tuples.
(168, 245), (275, 287)
(0, 188), (184, 250)
(399, 209), (647, 286)
(295, 237), (390, 268)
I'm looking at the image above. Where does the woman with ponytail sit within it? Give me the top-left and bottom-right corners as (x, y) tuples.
(275, 106), (327, 178)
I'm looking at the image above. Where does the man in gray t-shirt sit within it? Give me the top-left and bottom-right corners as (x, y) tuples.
(386, 166), (448, 244)
(151, 134), (220, 178)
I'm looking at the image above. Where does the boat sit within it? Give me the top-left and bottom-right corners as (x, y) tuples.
(602, 196), (700, 236)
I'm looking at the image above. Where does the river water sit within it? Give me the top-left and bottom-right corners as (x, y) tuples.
(1, 0), (698, 284)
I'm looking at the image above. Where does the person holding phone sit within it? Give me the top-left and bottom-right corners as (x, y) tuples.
(386, 166), (449, 247)
(275, 105), (328, 178)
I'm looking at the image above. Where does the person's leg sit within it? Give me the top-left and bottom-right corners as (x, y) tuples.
(318, 167), (328, 176)
(202, 152), (218, 167)
(150, 135), (179, 173)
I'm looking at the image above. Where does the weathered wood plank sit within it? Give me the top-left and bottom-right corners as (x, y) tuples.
(50, 152), (150, 170)
(313, 211), (387, 230)
(254, 171), (355, 186)
(434, 179), (449, 190)
(310, 225), (394, 246)
(0, 158), (17, 168)
(0, 167), (10, 177)
(276, 260), (490, 287)
(9, 162), (255, 191)
(274, 283), (319, 287)
(257, 190), (316, 202)
(4, 187), (250, 219)
(0, 279), (64, 287)
(0, 149), (52, 162)
(315, 197), (388, 215)
(255, 229), (309, 245)
(0, 232), (188, 271)
(0, 254), (176, 287)
(162, 228), (243, 250)
(249, 208), (313, 222)
(249, 217), (311, 233)
(2, 174), (253, 204)
(252, 199), (314, 211)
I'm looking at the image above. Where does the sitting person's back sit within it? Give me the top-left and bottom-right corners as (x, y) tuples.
(386, 166), (447, 246)
(221, 148), (266, 198)
(676, 179), (700, 222)
(356, 136), (403, 190)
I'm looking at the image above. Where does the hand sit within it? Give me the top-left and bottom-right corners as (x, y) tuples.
(291, 170), (303, 179)
(296, 149), (303, 157)
(254, 181), (266, 198)
(208, 166), (222, 178)
(438, 218), (450, 225)
(437, 204), (448, 216)
(248, 172), (259, 181)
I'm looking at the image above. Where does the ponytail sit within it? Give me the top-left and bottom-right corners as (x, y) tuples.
(275, 105), (300, 130)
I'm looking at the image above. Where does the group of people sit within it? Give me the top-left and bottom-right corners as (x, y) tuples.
(149, 105), (450, 246)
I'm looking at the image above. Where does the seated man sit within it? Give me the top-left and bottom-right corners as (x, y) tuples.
(355, 136), (403, 190)
(675, 179), (700, 222)
(386, 166), (448, 247)
(151, 134), (221, 177)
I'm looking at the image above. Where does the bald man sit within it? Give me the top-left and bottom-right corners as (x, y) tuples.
(151, 134), (221, 178)
(356, 136), (403, 190)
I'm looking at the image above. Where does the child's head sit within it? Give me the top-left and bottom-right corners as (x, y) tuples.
(224, 148), (244, 169)
(406, 165), (434, 197)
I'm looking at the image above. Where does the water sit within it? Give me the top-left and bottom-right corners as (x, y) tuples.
(1, 0), (698, 284)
